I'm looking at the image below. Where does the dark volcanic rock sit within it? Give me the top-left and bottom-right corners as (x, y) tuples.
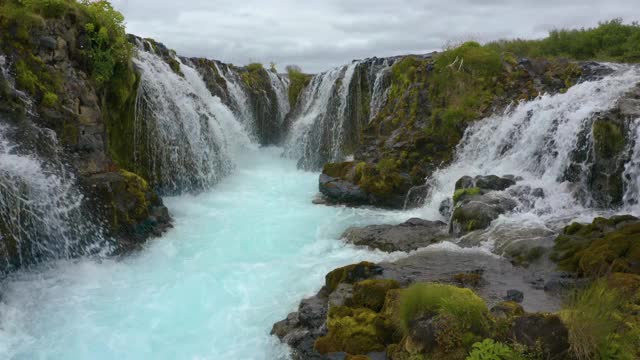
(510, 314), (570, 359)
(319, 174), (369, 204)
(342, 218), (449, 252)
(450, 193), (518, 236)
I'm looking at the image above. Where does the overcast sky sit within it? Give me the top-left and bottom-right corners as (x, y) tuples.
(112, 0), (640, 73)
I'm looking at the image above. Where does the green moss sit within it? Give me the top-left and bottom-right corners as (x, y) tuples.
(552, 216), (640, 276)
(42, 91), (58, 107)
(323, 161), (355, 178)
(167, 57), (183, 77)
(287, 66), (312, 107)
(15, 60), (39, 94)
(239, 63), (268, 90)
(353, 160), (411, 200)
(119, 169), (150, 221)
(453, 187), (481, 204)
(398, 283), (489, 336)
(592, 120), (625, 159)
(104, 61), (143, 174)
(314, 306), (386, 355)
(325, 261), (380, 293)
(348, 279), (400, 312)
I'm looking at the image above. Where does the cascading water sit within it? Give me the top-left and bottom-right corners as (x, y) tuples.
(133, 44), (253, 194)
(285, 58), (393, 169)
(369, 59), (391, 120)
(0, 123), (107, 271)
(212, 62), (254, 132)
(267, 70), (291, 126)
(418, 64), (640, 232)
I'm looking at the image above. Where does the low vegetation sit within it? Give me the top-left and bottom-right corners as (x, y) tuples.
(486, 19), (640, 63)
(560, 279), (639, 360)
(286, 64), (312, 108)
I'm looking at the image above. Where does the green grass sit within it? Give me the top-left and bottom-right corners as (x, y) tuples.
(560, 279), (639, 360)
(486, 19), (640, 63)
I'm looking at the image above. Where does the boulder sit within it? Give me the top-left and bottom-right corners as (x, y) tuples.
(342, 218), (449, 252)
(509, 314), (570, 359)
(319, 174), (369, 205)
(450, 193), (517, 236)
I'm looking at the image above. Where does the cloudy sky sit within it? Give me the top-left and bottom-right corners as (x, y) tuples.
(112, 0), (640, 73)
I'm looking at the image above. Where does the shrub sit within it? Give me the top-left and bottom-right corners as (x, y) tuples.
(398, 283), (488, 335)
(560, 279), (638, 360)
(79, 0), (132, 87)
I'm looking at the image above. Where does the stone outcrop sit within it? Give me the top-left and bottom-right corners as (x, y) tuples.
(0, 2), (171, 271)
(341, 218), (449, 252)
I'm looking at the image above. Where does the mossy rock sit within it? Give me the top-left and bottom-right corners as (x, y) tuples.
(345, 355), (371, 360)
(398, 283), (490, 340)
(323, 161), (356, 179)
(348, 279), (400, 312)
(452, 187), (481, 204)
(593, 119), (625, 159)
(325, 261), (383, 293)
(314, 306), (386, 355)
(552, 216), (640, 276)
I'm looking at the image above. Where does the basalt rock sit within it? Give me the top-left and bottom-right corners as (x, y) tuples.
(565, 84), (640, 208)
(449, 175), (520, 236)
(0, 6), (171, 271)
(341, 218), (449, 252)
(81, 170), (172, 252)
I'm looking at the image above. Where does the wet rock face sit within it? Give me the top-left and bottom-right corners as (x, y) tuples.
(0, 16), (172, 270)
(564, 84), (640, 208)
(319, 173), (369, 205)
(342, 218), (450, 252)
(81, 171), (172, 253)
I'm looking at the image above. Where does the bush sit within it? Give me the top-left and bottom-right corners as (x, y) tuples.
(398, 283), (488, 335)
(560, 279), (638, 360)
(80, 0), (132, 87)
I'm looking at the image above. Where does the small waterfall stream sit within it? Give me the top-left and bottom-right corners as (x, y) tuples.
(284, 59), (392, 169)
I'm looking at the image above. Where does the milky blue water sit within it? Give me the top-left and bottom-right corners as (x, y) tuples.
(0, 147), (407, 360)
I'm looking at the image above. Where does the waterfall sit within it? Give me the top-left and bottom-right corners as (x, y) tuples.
(0, 123), (107, 271)
(369, 59), (391, 120)
(267, 70), (291, 126)
(623, 117), (640, 207)
(418, 64), (640, 221)
(212, 62), (254, 133)
(284, 59), (391, 169)
(133, 44), (253, 194)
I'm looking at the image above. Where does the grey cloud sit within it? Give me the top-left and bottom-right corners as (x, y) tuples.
(112, 0), (640, 73)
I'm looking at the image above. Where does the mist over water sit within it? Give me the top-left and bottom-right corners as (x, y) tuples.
(0, 147), (407, 360)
